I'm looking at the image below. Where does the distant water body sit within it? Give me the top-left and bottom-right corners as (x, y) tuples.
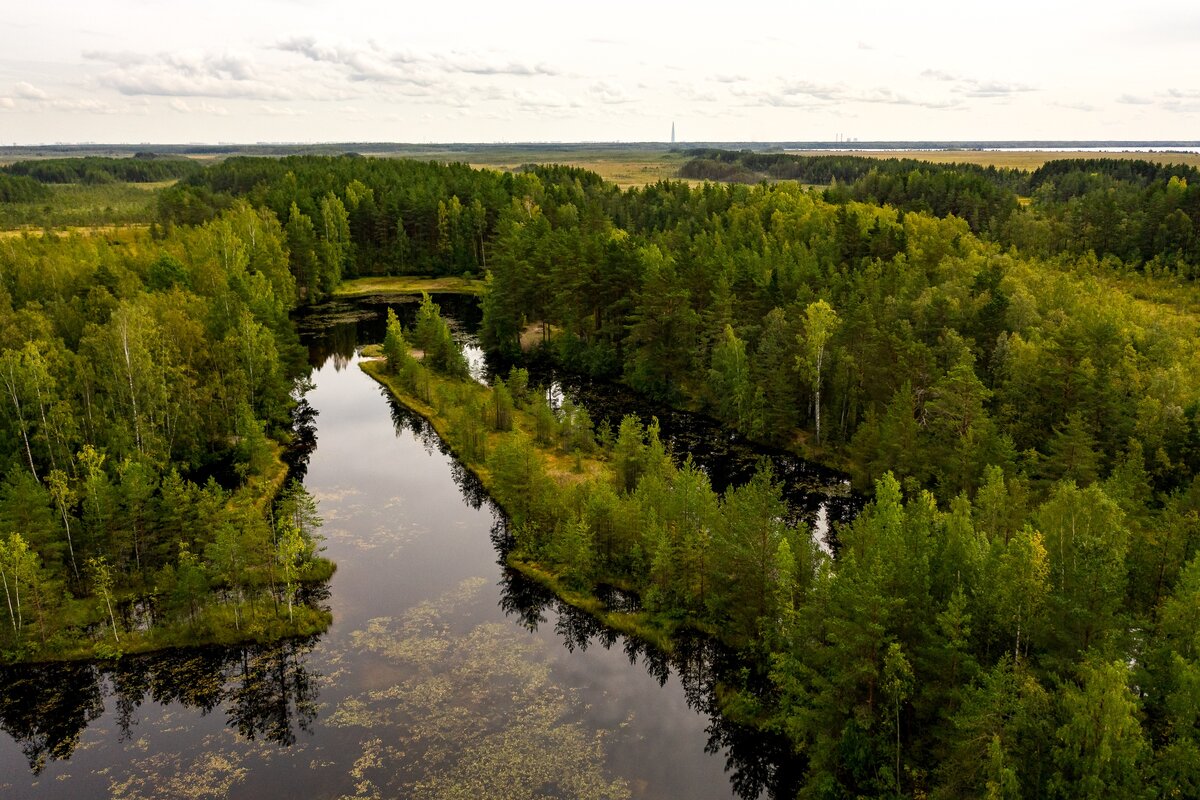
(782, 143), (1200, 154)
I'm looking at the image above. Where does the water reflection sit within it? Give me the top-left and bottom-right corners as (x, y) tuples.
(531, 369), (861, 547)
(1, 293), (842, 798)
(496, 560), (803, 799)
(0, 662), (104, 775)
(0, 638), (320, 775)
(296, 293), (484, 370)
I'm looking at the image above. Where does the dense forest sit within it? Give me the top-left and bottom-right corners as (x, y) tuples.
(7, 150), (1200, 795)
(0, 202), (331, 662)
(679, 149), (1200, 269)
(2, 154), (202, 185)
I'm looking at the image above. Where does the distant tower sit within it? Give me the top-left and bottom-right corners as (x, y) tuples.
(671, 122), (675, 144)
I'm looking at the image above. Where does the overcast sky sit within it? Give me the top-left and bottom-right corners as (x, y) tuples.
(1, 0), (1198, 144)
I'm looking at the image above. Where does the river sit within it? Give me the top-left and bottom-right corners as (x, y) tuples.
(0, 293), (853, 798)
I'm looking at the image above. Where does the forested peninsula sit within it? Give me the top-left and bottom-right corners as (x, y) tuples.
(0, 186), (332, 663)
(6, 150), (1200, 796)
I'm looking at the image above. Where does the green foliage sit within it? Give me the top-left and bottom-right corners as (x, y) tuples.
(413, 293), (469, 378)
(23, 149), (1198, 792)
(1051, 660), (1149, 799)
(489, 378), (514, 432)
(0, 196), (328, 662)
(3, 155), (201, 184)
(381, 308), (413, 374)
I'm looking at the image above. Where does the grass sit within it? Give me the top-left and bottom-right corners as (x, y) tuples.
(333, 275), (485, 297)
(43, 604), (333, 663)
(465, 152), (689, 187)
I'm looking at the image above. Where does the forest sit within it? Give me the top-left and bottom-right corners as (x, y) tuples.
(2, 154), (202, 185)
(0, 201), (332, 663)
(5, 149), (1200, 796)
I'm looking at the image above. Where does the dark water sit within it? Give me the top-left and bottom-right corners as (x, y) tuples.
(528, 367), (859, 550)
(0, 293), (853, 798)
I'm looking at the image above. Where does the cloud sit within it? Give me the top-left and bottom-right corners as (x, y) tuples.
(922, 70), (1034, 97)
(83, 50), (151, 67)
(90, 51), (296, 100)
(14, 82), (48, 100)
(739, 79), (960, 110)
(921, 69), (1034, 98)
(276, 37), (557, 83)
(169, 98), (230, 115)
(673, 83), (719, 103)
(1161, 91), (1200, 113)
(0, 97), (14, 109)
(276, 37), (424, 84)
(957, 80), (1034, 98)
(259, 104), (308, 116)
(44, 98), (123, 114)
(588, 81), (634, 105)
(778, 80), (845, 102)
(446, 54), (557, 77)
(1117, 93), (1154, 105)
(713, 73), (748, 83)
(511, 90), (583, 110)
(1052, 100), (1096, 112)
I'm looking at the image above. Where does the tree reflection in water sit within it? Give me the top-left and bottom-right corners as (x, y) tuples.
(496, 536), (805, 800)
(0, 661), (104, 775)
(0, 638), (321, 775)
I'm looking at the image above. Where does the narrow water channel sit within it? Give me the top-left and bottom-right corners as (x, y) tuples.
(0, 293), (830, 799)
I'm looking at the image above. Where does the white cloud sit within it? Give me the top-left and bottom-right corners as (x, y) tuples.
(44, 98), (123, 114)
(169, 98), (230, 115)
(2, 0), (1198, 142)
(1052, 100), (1096, 112)
(90, 51), (298, 100)
(260, 104), (308, 116)
(14, 82), (48, 100)
(589, 81), (634, 105)
(738, 79), (961, 110)
(276, 37), (556, 84)
(920, 70), (1034, 98)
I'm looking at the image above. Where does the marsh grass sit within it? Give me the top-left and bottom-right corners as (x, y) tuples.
(333, 275), (485, 297)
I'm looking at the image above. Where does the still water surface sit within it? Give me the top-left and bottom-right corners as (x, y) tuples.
(0, 294), (848, 798)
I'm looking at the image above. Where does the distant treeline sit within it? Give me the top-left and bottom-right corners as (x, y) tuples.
(2, 155), (202, 185)
(680, 149), (1200, 270)
(679, 149), (1027, 232)
(156, 156), (627, 300)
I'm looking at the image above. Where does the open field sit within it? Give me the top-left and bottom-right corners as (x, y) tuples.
(0, 223), (149, 240)
(786, 148), (1200, 170)
(456, 149), (688, 186)
(6, 143), (1200, 185)
(333, 275), (485, 297)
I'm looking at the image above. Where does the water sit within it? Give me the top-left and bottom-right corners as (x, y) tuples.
(782, 143), (1200, 154)
(529, 366), (858, 551)
(0, 293), (851, 798)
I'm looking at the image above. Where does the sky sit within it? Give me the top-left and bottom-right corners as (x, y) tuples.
(1, 0), (1198, 144)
